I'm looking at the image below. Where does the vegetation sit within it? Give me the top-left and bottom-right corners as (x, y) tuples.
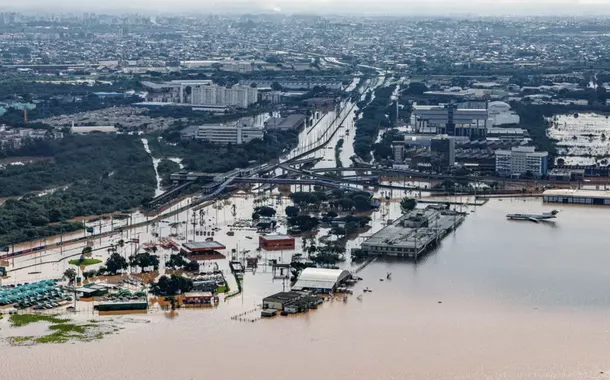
(148, 129), (299, 173)
(400, 197), (417, 213)
(105, 252), (129, 275)
(166, 253), (188, 269)
(288, 215), (320, 233)
(157, 159), (181, 187)
(63, 268), (77, 284)
(129, 252), (159, 272)
(285, 205), (300, 218)
(354, 85), (397, 161)
(10, 314), (69, 327)
(254, 206), (276, 218)
(9, 313), (103, 345)
(150, 274), (193, 296)
(335, 138), (344, 168)
(68, 258), (102, 266)
(0, 134), (156, 246)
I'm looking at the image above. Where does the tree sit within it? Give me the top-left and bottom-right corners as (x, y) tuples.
(338, 198), (354, 211)
(330, 226), (346, 237)
(81, 246), (93, 257)
(255, 206), (276, 218)
(63, 268), (77, 284)
(353, 195), (372, 212)
(185, 260), (200, 272)
(150, 275), (193, 296)
(129, 252), (159, 272)
(400, 197), (417, 213)
(167, 254), (188, 269)
(105, 252), (128, 275)
(285, 206), (300, 218)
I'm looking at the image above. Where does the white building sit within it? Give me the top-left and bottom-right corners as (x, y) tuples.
(495, 146), (548, 178)
(411, 103), (489, 137)
(292, 268), (351, 293)
(195, 123), (264, 145)
(487, 101), (520, 126)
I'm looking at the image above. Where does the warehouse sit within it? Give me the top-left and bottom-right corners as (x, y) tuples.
(292, 268), (351, 293)
(542, 189), (610, 206)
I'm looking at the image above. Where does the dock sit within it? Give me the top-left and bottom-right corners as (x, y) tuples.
(356, 205), (466, 260)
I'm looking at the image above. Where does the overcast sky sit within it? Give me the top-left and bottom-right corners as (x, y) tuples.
(3, 0), (610, 16)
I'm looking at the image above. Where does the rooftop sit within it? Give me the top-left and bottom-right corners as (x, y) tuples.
(182, 241), (226, 251)
(543, 189), (610, 199)
(260, 234), (293, 241)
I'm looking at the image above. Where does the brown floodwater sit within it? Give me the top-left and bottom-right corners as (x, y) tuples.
(3, 198), (610, 379)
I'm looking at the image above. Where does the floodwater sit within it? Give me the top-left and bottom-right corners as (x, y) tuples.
(4, 81), (610, 378)
(548, 112), (610, 166)
(3, 199), (610, 379)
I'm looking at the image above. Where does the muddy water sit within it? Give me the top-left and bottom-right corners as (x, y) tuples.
(3, 199), (610, 379)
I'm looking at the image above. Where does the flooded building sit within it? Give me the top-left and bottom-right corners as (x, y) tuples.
(358, 207), (465, 260)
(259, 235), (295, 251)
(292, 268), (351, 294)
(262, 291), (323, 314)
(495, 146), (548, 178)
(543, 189), (610, 206)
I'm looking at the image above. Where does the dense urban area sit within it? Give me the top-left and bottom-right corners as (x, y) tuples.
(2, 11), (610, 380)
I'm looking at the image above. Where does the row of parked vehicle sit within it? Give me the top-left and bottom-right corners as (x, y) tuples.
(0, 279), (71, 310)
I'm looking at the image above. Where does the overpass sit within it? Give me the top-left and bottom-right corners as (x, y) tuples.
(277, 165), (447, 192)
(232, 177), (370, 194)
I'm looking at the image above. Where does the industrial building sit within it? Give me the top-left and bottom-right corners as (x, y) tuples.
(411, 103), (489, 137)
(262, 291), (323, 315)
(487, 101), (520, 126)
(495, 146), (549, 178)
(542, 189), (610, 206)
(258, 234), (295, 251)
(195, 123), (264, 144)
(292, 267), (352, 293)
(264, 114), (306, 131)
(430, 135), (455, 172)
(358, 206), (465, 260)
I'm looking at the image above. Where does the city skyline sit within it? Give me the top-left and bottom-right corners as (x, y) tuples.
(3, 0), (610, 16)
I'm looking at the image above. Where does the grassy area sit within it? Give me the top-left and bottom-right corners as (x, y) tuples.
(68, 258), (102, 266)
(10, 314), (69, 327)
(215, 284), (229, 294)
(9, 314), (109, 345)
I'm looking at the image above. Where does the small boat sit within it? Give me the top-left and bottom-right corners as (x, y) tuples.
(379, 279), (384, 282)
(245, 236), (253, 240)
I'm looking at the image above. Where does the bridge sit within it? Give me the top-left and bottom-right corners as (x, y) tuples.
(232, 177), (371, 194)
(145, 180), (195, 209)
(277, 165), (447, 192)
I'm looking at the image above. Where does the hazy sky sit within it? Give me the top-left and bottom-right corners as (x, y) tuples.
(3, 0), (610, 16)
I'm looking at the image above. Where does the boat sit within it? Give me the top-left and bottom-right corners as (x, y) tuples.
(506, 210), (559, 223)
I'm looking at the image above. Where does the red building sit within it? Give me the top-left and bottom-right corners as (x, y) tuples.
(259, 235), (295, 251)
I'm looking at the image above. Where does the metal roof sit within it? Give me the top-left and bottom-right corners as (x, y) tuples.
(292, 268), (350, 291)
(183, 241), (226, 251)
